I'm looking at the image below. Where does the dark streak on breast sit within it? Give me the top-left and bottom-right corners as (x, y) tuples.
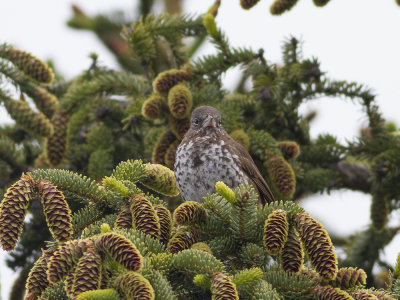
(192, 155), (204, 168)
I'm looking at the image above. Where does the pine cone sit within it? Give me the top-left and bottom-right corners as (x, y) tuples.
(130, 194), (161, 239)
(312, 285), (352, 300)
(46, 109), (69, 166)
(65, 265), (77, 297)
(352, 290), (379, 300)
(141, 94), (168, 120)
(164, 139), (180, 169)
(6, 47), (54, 84)
(313, 0), (331, 7)
(263, 209), (289, 255)
(47, 239), (93, 284)
(277, 141), (300, 160)
(95, 233), (142, 271)
(76, 289), (120, 300)
(168, 84), (193, 119)
(281, 225), (303, 273)
(153, 204), (172, 245)
(371, 187), (389, 232)
(26, 249), (52, 297)
(38, 180), (72, 243)
(168, 226), (200, 253)
(152, 130), (177, 165)
(330, 267), (367, 289)
(31, 87), (59, 118)
(211, 272), (239, 300)
(295, 212), (337, 280)
(0, 174), (35, 251)
(114, 202), (133, 229)
(215, 181), (237, 204)
(140, 163), (179, 196)
(240, 0), (260, 9)
(170, 116), (190, 140)
(265, 152), (296, 198)
(270, 0), (299, 15)
(114, 271), (154, 300)
(3, 98), (53, 137)
(153, 69), (191, 94)
(191, 242), (213, 254)
(173, 201), (208, 225)
(72, 249), (103, 298)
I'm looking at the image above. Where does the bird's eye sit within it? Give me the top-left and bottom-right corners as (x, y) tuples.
(218, 120), (222, 126)
(193, 118), (200, 126)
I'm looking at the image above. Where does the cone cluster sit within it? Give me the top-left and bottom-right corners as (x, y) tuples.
(47, 239), (94, 284)
(142, 69), (194, 166)
(0, 174), (74, 253)
(43, 230), (155, 299)
(261, 207), (338, 281)
(114, 194), (172, 245)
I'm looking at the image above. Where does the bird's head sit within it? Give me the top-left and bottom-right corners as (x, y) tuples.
(188, 106), (224, 137)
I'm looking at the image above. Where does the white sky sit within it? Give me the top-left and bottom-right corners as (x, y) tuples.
(1, 0), (400, 299)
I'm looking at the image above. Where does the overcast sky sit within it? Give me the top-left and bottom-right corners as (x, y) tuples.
(1, 0), (400, 298)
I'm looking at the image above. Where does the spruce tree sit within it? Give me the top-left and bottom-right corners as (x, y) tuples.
(1, 1), (400, 299)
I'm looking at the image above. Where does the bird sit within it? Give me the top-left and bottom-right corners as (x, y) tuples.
(174, 105), (275, 205)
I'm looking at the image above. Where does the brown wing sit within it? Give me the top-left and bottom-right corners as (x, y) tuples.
(227, 137), (275, 205)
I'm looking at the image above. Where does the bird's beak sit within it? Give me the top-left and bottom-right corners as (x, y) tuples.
(204, 115), (217, 128)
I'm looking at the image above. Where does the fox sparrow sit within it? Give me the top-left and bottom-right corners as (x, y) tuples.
(174, 106), (275, 204)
